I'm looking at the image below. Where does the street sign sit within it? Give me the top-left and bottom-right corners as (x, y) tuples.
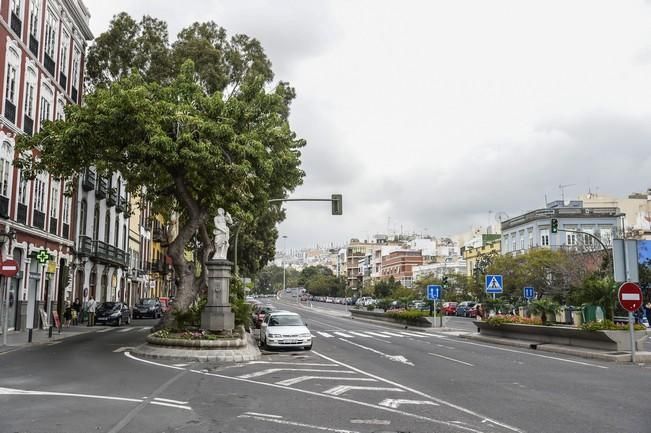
(0, 258), (19, 277)
(427, 285), (441, 300)
(523, 287), (535, 300)
(485, 275), (503, 294)
(36, 249), (50, 265)
(618, 282), (643, 312)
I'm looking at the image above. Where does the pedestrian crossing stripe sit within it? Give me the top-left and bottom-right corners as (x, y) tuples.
(314, 330), (434, 339)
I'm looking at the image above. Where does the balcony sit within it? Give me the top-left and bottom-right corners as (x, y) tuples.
(79, 235), (93, 256)
(152, 227), (167, 243)
(44, 53), (55, 76)
(106, 188), (116, 207)
(116, 194), (126, 212)
(10, 12), (21, 37)
(4, 100), (16, 124)
(59, 72), (67, 90)
(29, 34), (39, 57)
(23, 115), (33, 136)
(71, 87), (78, 104)
(33, 210), (45, 230)
(93, 240), (128, 267)
(150, 259), (167, 274)
(16, 203), (27, 224)
(82, 169), (96, 191)
(49, 217), (57, 235)
(95, 177), (107, 199)
(0, 196), (8, 218)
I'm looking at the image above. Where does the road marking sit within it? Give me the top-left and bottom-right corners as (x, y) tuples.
(363, 331), (391, 338)
(238, 414), (359, 433)
(339, 339), (414, 366)
(0, 386), (142, 403)
(243, 412), (283, 419)
(118, 327), (136, 333)
(323, 385), (405, 396)
(311, 333), (316, 337)
(246, 361), (338, 367)
(276, 376), (376, 386)
(350, 419), (391, 425)
(428, 353), (474, 367)
(379, 331), (405, 337)
(317, 331), (334, 338)
(150, 401), (192, 410)
(97, 327), (115, 333)
(436, 343), (456, 350)
(171, 363), (190, 367)
(379, 398), (440, 408)
(113, 347), (134, 353)
(451, 339), (609, 369)
(398, 331), (428, 337)
(153, 397), (188, 404)
(348, 331), (372, 338)
(140, 326), (152, 331)
(238, 368), (355, 379)
(333, 331), (354, 338)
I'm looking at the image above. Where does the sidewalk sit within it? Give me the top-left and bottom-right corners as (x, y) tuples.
(0, 325), (97, 354)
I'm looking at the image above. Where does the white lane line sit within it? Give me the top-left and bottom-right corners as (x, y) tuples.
(451, 339), (609, 369)
(323, 385), (404, 396)
(350, 419), (391, 425)
(118, 327), (136, 333)
(338, 339), (414, 366)
(398, 331), (428, 337)
(246, 361), (338, 367)
(311, 334), (317, 337)
(317, 331), (334, 338)
(153, 397), (188, 404)
(244, 412), (283, 419)
(126, 353), (491, 433)
(333, 332), (354, 338)
(276, 376), (376, 386)
(97, 327), (116, 333)
(124, 352), (186, 370)
(238, 368), (355, 379)
(140, 326), (152, 331)
(348, 331), (372, 338)
(436, 344), (456, 350)
(312, 351), (524, 433)
(238, 414), (359, 433)
(0, 386), (142, 403)
(379, 331), (405, 337)
(379, 399), (440, 408)
(149, 401), (192, 410)
(428, 353), (474, 367)
(363, 331), (391, 338)
(171, 363), (190, 367)
(113, 347), (133, 353)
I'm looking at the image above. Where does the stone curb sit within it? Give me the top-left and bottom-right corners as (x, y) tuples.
(146, 334), (246, 348)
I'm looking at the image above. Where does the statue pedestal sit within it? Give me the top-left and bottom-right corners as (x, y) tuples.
(201, 259), (234, 332)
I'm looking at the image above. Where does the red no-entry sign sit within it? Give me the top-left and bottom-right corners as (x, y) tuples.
(618, 282), (643, 313)
(0, 258), (18, 277)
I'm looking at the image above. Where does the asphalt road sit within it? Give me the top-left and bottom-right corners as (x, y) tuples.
(1, 300), (649, 433)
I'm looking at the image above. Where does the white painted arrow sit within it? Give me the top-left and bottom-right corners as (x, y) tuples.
(276, 376), (376, 386)
(339, 339), (415, 366)
(378, 398), (440, 409)
(323, 385), (404, 396)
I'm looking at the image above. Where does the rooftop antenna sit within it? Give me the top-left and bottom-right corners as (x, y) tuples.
(559, 183), (575, 203)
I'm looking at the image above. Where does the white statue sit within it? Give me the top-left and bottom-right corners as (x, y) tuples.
(212, 208), (233, 260)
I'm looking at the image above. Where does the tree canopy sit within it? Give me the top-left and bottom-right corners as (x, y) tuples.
(17, 14), (305, 314)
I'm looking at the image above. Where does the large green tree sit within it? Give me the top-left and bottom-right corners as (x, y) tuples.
(17, 15), (305, 317)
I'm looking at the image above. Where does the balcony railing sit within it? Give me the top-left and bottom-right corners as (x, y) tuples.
(106, 188), (116, 206)
(33, 210), (45, 230)
(82, 169), (96, 191)
(49, 217), (57, 235)
(29, 34), (39, 57)
(10, 12), (21, 37)
(79, 235), (93, 255)
(150, 260), (167, 274)
(152, 227), (167, 243)
(0, 196), (8, 218)
(16, 203), (27, 224)
(93, 240), (128, 267)
(44, 53), (55, 76)
(23, 115), (33, 136)
(59, 72), (67, 90)
(95, 177), (107, 199)
(116, 194), (126, 212)
(4, 100), (16, 124)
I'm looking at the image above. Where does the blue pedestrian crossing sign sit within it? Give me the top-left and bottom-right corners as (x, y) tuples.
(523, 287), (535, 300)
(485, 275), (503, 294)
(427, 285), (441, 300)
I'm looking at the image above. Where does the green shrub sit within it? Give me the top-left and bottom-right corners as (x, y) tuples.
(485, 315), (542, 326)
(385, 310), (428, 321)
(366, 304), (375, 311)
(231, 297), (252, 328)
(581, 320), (646, 331)
(172, 297), (207, 329)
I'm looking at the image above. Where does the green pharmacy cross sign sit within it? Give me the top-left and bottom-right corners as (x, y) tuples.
(36, 249), (50, 264)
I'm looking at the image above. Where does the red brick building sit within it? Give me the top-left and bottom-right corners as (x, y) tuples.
(381, 249), (423, 288)
(0, 0), (92, 330)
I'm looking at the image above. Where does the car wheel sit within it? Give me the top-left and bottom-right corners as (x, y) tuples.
(126, 315), (131, 325)
(304, 344), (313, 351)
(116, 317), (122, 327)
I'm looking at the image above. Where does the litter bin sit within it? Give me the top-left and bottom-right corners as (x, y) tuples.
(582, 304), (598, 323)
(572, 310), (583, 326)
(563, 306), (573, 324)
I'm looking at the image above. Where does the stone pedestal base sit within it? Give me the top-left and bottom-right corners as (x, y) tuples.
(201, 259), (235, 332)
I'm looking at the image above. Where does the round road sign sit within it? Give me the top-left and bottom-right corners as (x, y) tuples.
(0, 258), (19, 277)
(617, 282), (643, 313)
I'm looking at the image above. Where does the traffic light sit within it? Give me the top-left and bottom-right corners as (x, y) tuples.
(442, 276), (449, 287)
(331, 194), (343, 215)
(551, 218), (558, 234)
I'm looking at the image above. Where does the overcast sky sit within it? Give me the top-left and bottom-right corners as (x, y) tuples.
(84, 0), (651, 250)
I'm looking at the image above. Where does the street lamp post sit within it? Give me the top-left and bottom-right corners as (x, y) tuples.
(281, 236), (288, 300)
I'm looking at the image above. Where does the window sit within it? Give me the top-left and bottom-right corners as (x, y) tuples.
(0, 142), (12, 197)
(33, 174), (46, 211)
(520, 236), (525, 250)
(114, 218), (119, 246)
(24, 79), (35, 118)
(540, 230), (550, 246)
(599, 228), (612, 244)
(60, 32), (69, 75)
(29, 0), (39, 38)
(40, 96), (51, 124)
(11, 0), (22, 16)
(123, 226), (127, 250)
(566, 233), (577, 246)
(44, 10), (58, 58)
(50, 181), (59, 218)
(56, 98), (65, 121)
(62, 195), (71, 224)
(92, 203), (100, 239)
(5, 63), (17, 103)
(17, 172), (28, 205)
(79, 199), (87, 236)
(104, 210), (111, 243)
(528, 230), (534, 248)
(71, 47), (80, 88)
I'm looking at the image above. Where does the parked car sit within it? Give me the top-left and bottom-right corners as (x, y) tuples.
(260, 310), (312, 351)
(456, 301), (476, 317)
(133, 298), (162, 319)
(441, 302), (458, 316)
(95, 302), (130, 326)
(158, 297), (171, 313)
(467, 303), (481, 318)
(252, 304), (274, 329)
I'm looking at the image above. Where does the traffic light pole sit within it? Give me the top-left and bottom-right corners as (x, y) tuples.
(269, 195), (343, 215)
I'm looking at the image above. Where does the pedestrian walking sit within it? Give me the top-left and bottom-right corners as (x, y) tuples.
(476, 303), (484, 321)
(72, 298), (81, 325)
(63, 303), (72, 327)
(87, 296), (98, 327)
(645, 302), (651, 325)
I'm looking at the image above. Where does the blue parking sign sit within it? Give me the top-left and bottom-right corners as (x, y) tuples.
(427, 285), (441, 300)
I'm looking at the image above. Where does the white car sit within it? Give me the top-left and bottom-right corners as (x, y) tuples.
(260, 311), (312, 351)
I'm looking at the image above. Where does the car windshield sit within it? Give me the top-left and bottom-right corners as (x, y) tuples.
(140, 299), (156, 305)
(99, 302), (118, 310)
(268, 315), (303, 326)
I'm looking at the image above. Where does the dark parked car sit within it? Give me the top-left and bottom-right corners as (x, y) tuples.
(133, 298), (162, 319)
(95, 302), (131, 326)
(456, 301), (476, 317)
(252, 305), (274, 329)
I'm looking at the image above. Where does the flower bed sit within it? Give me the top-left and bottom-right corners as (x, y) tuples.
(485, 315), (542, 326)
(146, 325), (247, 348)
